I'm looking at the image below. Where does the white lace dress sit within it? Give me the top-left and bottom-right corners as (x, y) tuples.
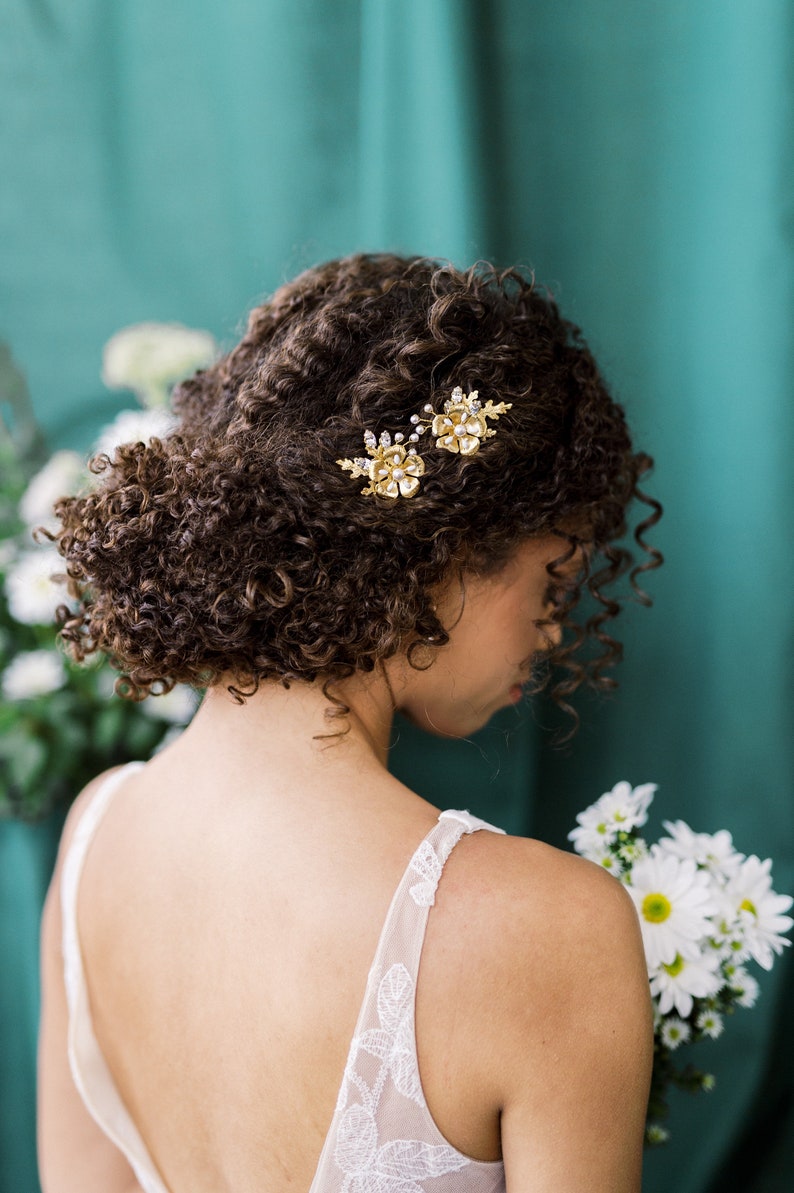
(61, 764), (507, 1193)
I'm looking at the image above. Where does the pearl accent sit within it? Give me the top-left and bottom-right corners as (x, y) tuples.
(337, 386), (510, 498)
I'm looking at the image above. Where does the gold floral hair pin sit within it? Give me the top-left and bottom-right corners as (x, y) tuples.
(336, 387), (512, 499)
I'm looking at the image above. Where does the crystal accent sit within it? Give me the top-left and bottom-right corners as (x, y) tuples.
(338, 386), (509, 499)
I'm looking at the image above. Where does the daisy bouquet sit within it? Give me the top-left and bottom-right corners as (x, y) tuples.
(569, 782), (793, 1145)
(0, 325), (214, 820)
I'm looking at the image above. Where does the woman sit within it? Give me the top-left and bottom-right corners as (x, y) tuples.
(38, 255), (661, 1192)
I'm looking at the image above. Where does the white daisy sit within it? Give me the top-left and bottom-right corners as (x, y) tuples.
(2, 650), (66, 700)
(708, 899), (752, 966)
(723, 855), (793, 971)
(617, 838), (649, 867)
(645, 1124), (671, 1145)
(696, 1009), (724, 1039)
(4, 548), (64, 625)
(729, 969), (760, 1009)
(19, 450), (85, 532)
(659, 820), (744, 880)
(628, 848), (718, 971)
(650, 950), (722, 1018)
(102, 322), (217, 409)
(568, 781), (655, 858)
(660, 1016), (691, 1050)
(94, 408), (177, 459)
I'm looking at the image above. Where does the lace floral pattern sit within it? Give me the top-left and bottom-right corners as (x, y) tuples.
(408, 841), (445, 907)
(315, 810), (506, 1193)
(335, 964), (469, 1191)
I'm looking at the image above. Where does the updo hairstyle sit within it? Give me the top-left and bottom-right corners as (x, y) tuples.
(54, 254), (661, 722)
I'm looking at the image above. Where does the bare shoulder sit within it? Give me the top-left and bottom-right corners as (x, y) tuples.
(41, 767), (130, 953)
(439, 827), (646, 979)
(436, 829), (652, 1190)
(428, 827), (652, 1065)
(480, 830), (648, 1029)
(49, 767), (130, 886)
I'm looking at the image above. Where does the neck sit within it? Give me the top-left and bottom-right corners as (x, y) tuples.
(182, 666), (399, 772)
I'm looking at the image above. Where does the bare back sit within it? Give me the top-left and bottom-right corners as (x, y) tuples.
(40, 697), (653, 1193)
(56, 750), (505, 1191)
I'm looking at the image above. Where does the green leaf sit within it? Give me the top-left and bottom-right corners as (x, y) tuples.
(92, 703), (129, 754)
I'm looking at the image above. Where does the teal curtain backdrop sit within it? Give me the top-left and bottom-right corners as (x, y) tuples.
(2, 2), (792, 1190)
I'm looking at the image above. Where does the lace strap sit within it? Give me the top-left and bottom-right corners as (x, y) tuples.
(308, 809), (506, 1193)
(362, 809), (506, 1015)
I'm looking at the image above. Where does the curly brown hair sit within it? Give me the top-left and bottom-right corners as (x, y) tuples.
(53, 254), (661, 726)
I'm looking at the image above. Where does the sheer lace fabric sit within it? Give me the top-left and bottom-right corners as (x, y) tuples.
(61, 764), (507, 1193)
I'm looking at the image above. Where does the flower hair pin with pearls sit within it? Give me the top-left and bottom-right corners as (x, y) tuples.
(336, 386), (512, 499)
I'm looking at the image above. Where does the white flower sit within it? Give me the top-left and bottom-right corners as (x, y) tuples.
(568, 781), (656, 858)
(729, 968), (760, 1008)
(617, 838), (649, 867)
(646, 1123), (670, 1145)
(627, 849), (719, 971)
(707, 895), (752, 966)
(19, 451), (85, 532)
(2, 650), (66, 700)
(660, 1016), (691, 1050)
(102, 322), (217, 408)
(94, 408), (177, 459)
(696, 1009), (724, 1039)
(722, 855), (793, 971)
(591, 850), (624, 877)
(650, 949), (722, 1018)
(141, 685), (198, 725)
(334, 1103), (468, 1191)
(4, 548), (64, 625)
(658, 820), (744, 880)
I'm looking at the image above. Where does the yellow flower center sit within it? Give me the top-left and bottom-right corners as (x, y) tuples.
(662, 953), (685, 977)
(739, 898), (757, 917)
(641, 892), (672, 923)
